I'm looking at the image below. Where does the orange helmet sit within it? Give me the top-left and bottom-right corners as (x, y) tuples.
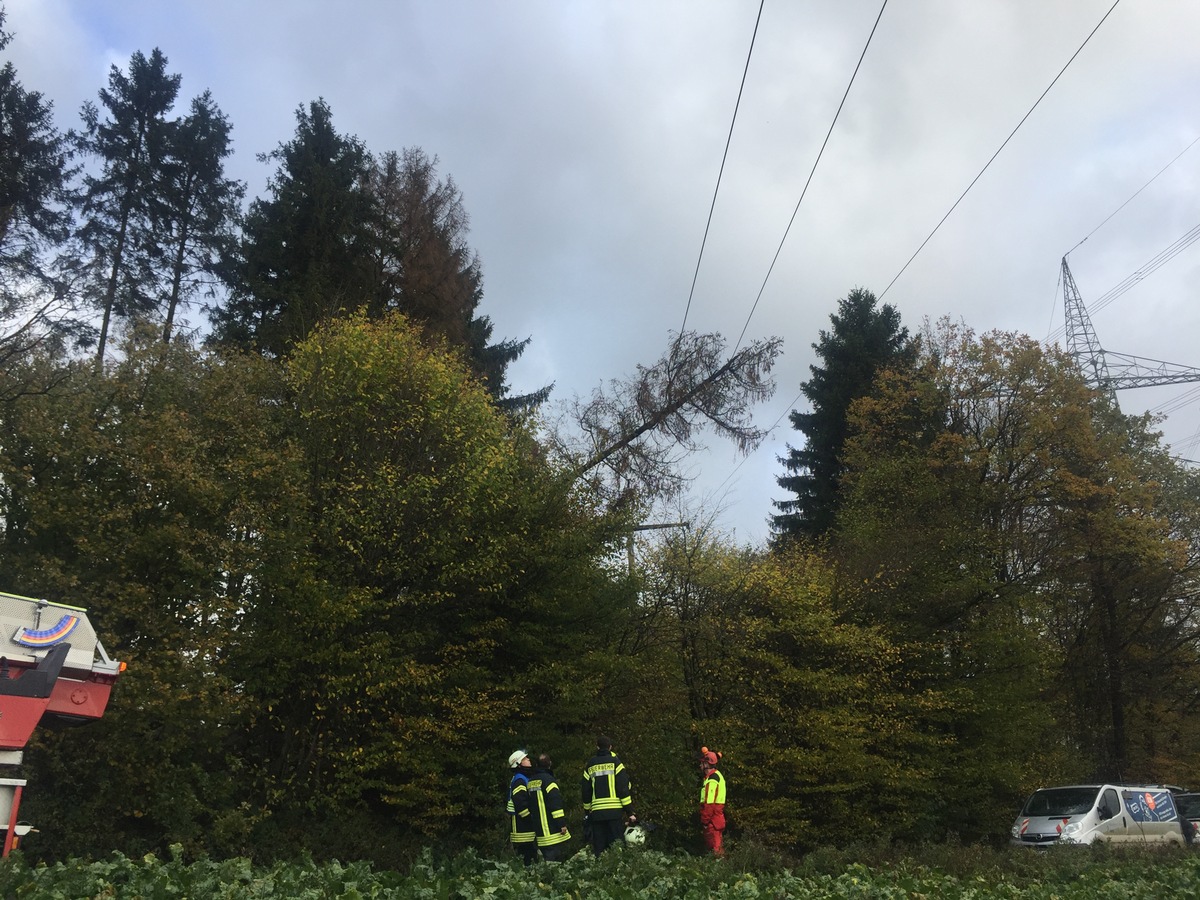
(700, 746), (720, 767)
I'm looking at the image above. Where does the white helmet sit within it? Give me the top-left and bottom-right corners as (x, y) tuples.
(624, 824), (648, 846)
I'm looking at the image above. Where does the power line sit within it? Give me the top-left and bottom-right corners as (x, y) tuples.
(879, 0), (1122, 301)
(1065, 133), (1200, 256)
(712, 389), (802, 496)
(1045, 134), (1200, 339)
(1155, 384), (1200, 417)
(710, 2), (890, 498)
(734, 0), (890, 352)
(678, 0), (765, 338)
(1047, 221), (1200, 343)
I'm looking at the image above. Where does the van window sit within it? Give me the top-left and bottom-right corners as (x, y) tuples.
(1121, 790), (1176, 823)
(1022, 787), (1099, 817)
(1099, 789), (1119, 820)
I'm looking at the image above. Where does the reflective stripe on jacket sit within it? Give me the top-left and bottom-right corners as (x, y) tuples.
(530, 769), (571, 847)
(508, 772), (536, 844)
(700, 769), (727, 805)
(581, 750), (633, 820)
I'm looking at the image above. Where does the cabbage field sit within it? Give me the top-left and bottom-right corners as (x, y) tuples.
(2, 844), (1200, 899)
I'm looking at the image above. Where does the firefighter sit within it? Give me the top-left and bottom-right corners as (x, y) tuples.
(506, 750), (537, 866)
(529, 753), (571, 861)
(581, 734), (636, 855)
(698, 746), (727, 855)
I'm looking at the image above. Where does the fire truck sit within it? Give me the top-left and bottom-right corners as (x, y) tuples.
(0, 590), (124, 854)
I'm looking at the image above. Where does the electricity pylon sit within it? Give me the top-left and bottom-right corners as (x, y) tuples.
(1061, 256), (1200, 397)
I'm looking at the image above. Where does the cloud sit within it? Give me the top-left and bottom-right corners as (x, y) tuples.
(8, 0), (1200, 543)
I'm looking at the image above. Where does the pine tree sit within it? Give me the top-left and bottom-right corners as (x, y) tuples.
(361, 148), (549, 410)
(0, 8), (76, 368)
(0, 10), (71, 275)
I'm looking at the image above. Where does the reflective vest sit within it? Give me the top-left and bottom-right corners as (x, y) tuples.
(701, 769), (727, 806)
(529, 769), (571, 847)
(507, 772), (536, 844)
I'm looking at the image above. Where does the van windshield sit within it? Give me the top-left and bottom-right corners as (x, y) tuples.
(1022, 787), (1099, 817)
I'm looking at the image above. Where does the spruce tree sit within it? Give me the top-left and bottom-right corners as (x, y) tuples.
(0, 8), (75, 368)
(210, 98), (372, 357)
(77, 48), (180, 363)
(772, 288), (913, 541)
(158, 91), (243, 345)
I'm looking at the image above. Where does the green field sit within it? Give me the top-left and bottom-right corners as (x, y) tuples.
(2, 844), (1199, 899)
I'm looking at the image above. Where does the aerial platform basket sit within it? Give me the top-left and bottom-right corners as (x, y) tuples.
(0, 590), (124, 752)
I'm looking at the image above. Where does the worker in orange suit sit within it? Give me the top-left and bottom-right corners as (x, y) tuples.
(698, 746), (727, 855)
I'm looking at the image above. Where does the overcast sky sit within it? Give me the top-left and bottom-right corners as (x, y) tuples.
(8, 0), (1200, 546)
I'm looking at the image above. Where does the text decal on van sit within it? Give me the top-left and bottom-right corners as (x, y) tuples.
(1122, 791), (1175, 823)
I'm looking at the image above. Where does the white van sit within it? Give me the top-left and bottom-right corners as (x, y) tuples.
(1010, 784), (1186, 847)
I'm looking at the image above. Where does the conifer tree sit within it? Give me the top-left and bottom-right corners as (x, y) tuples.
(77, 48), (180, 363)
(772, 288), (913, 541)
(210, 98), (372, 357)
(0, 8), (77, 368)
(158, 91), (243, 344)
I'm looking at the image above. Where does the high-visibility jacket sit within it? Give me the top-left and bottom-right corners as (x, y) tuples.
(699, 768), (727, 829)
(581, 750), (633, 821)
(700, 768), (726, 805)
(529, 767), (571, 847)
(507, 771), (536, 845)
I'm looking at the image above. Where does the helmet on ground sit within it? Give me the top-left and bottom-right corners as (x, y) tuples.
(624, 824), (648, 846)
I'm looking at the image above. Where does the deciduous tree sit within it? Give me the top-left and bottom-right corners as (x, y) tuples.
(0, 331), (300, 859)
(232, 312), (626, 858)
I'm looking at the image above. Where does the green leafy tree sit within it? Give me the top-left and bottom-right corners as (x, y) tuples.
(77, 49), (181, 363)
(0, 330), (302, 860)
(834, 349), (1063, 836)
(231, 312), (627, 861)
(773, 288), (914, 542)
(836, 321), (1200, 812)
(639, 535), (945, 851)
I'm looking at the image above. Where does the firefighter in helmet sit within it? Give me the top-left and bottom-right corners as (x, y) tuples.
(506, 750), (537, 865)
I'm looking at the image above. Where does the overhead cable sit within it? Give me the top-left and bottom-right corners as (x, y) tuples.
(879, 0), (1122, 301)
(1066, 133), (1200, 256)
(1047, 221), (1200, 342)
(678, 0), (766, 338)
(735, 0), (890, 352)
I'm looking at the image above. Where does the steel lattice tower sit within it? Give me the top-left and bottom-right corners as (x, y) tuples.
(1060, 256), (1200, 395)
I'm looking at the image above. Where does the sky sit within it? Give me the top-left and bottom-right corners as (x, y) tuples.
(8, 0), (1200, 546)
